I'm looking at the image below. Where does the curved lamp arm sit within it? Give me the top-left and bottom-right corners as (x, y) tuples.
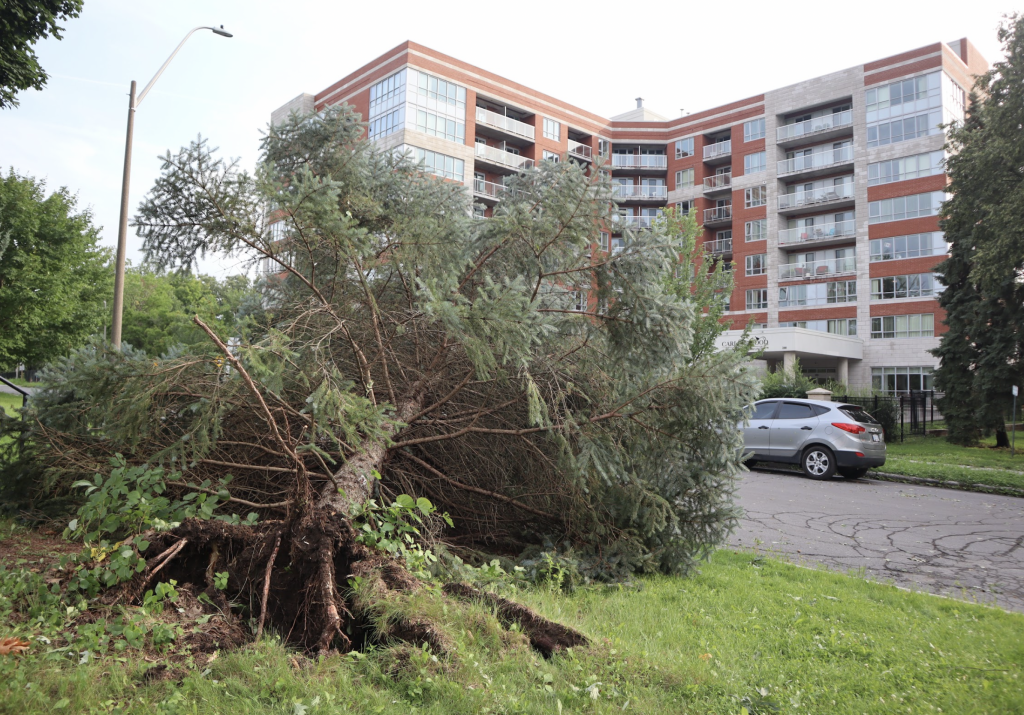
(136, 25), (232, 108)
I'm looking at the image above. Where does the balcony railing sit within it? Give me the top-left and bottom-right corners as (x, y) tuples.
(703, 140), (732, 160)
(475, 143), (535, 171)
(473, 178), (508, 201)
(777, 182), (855, 210)
(778, 219), (857, 246)
(776, 109), (854, 142)
(567, 140), (593, 161)
(475, 106), (535, 141)
(705, 237), (733, 255)
(779, 256), (857, 281)
(703, 205), (732, 224)
(612, 184), (668, 200)
(777, 146), (854, 175)
(613, 215), (657, 231)
(611, 154), (668, 169)
(703, 172), (732, 192)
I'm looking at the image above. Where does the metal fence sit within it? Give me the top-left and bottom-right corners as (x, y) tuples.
(830, 391), (943, 442)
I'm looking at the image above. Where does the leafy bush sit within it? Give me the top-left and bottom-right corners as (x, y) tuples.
(758, 358), (817, 399)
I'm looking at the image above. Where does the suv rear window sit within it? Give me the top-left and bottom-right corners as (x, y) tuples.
(839, 405), (880, 424)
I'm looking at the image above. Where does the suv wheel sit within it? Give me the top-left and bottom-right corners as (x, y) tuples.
(838, 467), (869, 479)
(801, 446), (836, 480)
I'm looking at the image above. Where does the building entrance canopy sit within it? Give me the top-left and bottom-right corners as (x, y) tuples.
(715, 327), (863, 361)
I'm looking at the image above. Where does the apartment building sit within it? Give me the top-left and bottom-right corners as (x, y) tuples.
(272, 39), (988, 393)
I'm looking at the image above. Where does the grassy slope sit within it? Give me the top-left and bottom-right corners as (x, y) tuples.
(2, 548), (1022, 714)
(880, 434), (1024, 490)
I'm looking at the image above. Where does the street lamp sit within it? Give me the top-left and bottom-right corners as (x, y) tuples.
(110, 25), (233, 350)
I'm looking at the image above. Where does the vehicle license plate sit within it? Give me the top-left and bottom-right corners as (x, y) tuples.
(871, 434), (879, 442)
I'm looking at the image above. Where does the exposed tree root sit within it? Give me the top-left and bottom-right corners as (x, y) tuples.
(114, 515), (585, 660)
(443, 582), (588, 658)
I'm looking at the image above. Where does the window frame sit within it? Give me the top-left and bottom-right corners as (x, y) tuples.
(745, 186), (767, 208)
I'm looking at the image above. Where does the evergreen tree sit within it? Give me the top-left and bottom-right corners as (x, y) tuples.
(933, 15), (1024, 446)
(2, 105), (759, 652)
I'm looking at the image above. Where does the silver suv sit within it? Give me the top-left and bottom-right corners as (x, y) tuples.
(741, 398), (886, 479)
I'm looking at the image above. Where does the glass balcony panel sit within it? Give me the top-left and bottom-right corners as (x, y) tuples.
(612, 184), (668, 200)
(474, 143), (535, 171)
(703, 205), (733, 223)
(474, 107), (535, 140)
(473, 178), (508, 200)
(776, 109), (854, 142)
(705, 237), (733, 254)
(778, 256), (858, 280)
(777, 146), (854, 175)
(778, 219), (857, 246)
(611, 154), (668, 169)
(778, 182), (855, 210)
(702, 172), (733, 191)
(567, 140), (593, 160)
(703, 140), (732, 160)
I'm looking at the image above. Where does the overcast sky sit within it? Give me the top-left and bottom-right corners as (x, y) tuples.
(0, 0), (1016, 277)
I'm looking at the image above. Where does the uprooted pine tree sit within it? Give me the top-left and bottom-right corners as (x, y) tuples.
(0, 104), (759, 655)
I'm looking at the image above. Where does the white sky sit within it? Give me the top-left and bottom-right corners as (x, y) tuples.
(0, 0), (1016, 278)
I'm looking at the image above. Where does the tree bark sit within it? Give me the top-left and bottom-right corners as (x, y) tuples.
(996, 429), (1010, 448)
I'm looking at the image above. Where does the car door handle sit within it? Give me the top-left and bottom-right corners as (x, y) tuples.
(801, 426), (813, 430)
(758, 426), (769, 429)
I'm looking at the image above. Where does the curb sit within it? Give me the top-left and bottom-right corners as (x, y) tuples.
(865, 470), (1024, 498)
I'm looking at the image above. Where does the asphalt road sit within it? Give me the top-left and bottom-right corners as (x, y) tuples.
(729, 468), (1024, 612)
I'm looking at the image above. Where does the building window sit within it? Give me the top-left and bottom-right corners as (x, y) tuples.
(870, 273), (941, 300)
(779, 280), (856, 307)
(675, 168), (694, 188)
(676, 200), (693, 214)
(368, 70), (408, 140)
(745, 253), (767, 276)
(865, 73), (947, 148)
(782, 319), (857, 336)
(872, 366), (934, 394)
(543, 117), (561, 141)
(745, 219), (767, 242)
(868, 150), (945, 186)
(745, 186), (767, 208)
(743, 118), (766, 142)
(869, 232), (947, 261)
(744, 151), (766, 175)
(868, 192), (944, 224)
(871, 313), (935, 339)
(746, 289), (768, 310)
(542, 150), (560, 163)
(568, 289), (587, 312)
(675, 137), (694, 159)
(411, 147), (465, 182)
(408, 70), (466, 143)
(599, 231), (609, 252)
(598, 139), (610, 157)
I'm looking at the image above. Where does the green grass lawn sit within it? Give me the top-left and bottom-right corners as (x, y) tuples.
(2, 545), (1022, 714)
(880, 434), (1024, 491)
(0, 391), (24, 417)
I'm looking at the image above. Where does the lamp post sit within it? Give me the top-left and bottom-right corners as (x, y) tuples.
(110, 25), (233, 350)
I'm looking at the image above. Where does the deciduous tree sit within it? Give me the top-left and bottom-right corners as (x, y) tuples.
(0, 0), (83, 108)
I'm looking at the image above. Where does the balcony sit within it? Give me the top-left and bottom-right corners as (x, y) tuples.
(475, 106), (535, 141)
(778, 219), (857, 247)
(703, 172), (732, 194)
(703, 140), (732, 164)
(473, 178), (508, 203)
(777, 182), (855, 213)
(611, 154), (668, 172)
(612, 215), (657, 232)
(567, 140), (593, 161)
(703, 205), (732, 226)
(777, 146), (854, 178)
(779, 256), (857, 281)
(776, 109), (854, 145)
(612, 184), (668, 201)
(705, 237), (733, 256)
(474, 143), (535, 172)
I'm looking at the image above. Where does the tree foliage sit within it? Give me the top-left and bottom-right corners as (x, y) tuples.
(0, 169), (111, 370)
(759, 358), (817, 400)
(120, 266), (255, 357)
(1, 104), (758, 652)
(0, 0), (83, 108)
(933, 14), (1024, 446)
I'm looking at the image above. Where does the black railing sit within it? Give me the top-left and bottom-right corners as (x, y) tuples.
(0, 375), (30, 410)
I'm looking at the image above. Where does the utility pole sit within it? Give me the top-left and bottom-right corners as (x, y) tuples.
(110, 26), (233, 350)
